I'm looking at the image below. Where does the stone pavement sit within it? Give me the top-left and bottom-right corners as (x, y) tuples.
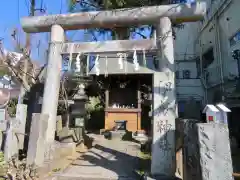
(49, 134), (141, 180)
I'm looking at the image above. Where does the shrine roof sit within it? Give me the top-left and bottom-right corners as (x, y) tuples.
(203, 104), (219, 113)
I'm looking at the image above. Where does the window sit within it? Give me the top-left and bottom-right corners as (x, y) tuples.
(210, 0), (217, 4)
(178, 101), (185, 114)
(202, 48), (214, 68)
(153, 56), (158, 70)
(171, 0), (187, 3)
(230, 30), (240, 47)
(196, 57), (201, 78)
(183, 70), (191, 79)
(176, 71), (179, 79)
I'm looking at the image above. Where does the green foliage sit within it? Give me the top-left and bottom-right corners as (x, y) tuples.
(57, 103), (67, 115)
(0, 152), (4, 163)
(0, 151), (7, 178)
(68, 0), (168, 11)
(7, 98), (18, 117)
(86, 96), (104, 119)
(86, 96), (103, 112)
(0, 67), (9, 77)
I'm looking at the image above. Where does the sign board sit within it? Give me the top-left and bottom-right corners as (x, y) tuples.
(0, 109), (6, 121)
(75, 117), (84, 127)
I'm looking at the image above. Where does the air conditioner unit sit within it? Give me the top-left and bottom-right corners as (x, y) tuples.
(228, 72), (237, 80)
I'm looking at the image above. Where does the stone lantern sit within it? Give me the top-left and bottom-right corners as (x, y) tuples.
(69, 83), (87, 142)
(68, 55), (92, 143)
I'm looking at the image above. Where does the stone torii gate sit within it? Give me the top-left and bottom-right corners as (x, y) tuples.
(21, 2), (206, 176)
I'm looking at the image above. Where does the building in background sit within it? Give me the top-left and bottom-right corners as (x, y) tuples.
(181, 0), (240, 151)
(173, 0), (240, 114)
(181, 0), (240, 107)
(72, 0), (240, 120)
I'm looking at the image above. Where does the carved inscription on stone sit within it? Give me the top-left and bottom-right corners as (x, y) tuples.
(197, 123), (234, 180)
(156, 120), (172, 134)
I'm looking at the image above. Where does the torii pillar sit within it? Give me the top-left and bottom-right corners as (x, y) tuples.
(41, 24), (64, 143)
(20, 2), (206, 177)
(151, 16), (177, 176)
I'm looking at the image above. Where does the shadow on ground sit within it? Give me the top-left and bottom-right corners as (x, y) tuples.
(71, 143), (141, 179)
(53, 133), (181, 180)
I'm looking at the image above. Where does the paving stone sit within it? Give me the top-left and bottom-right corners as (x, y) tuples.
(50, 134), (140, 180)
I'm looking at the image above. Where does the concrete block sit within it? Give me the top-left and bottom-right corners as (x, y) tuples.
(15, 104), (27, 150)
(56, 116), (63, 134)
(58, 127), (75, 143)
(27, 113), (49, 167)
(197, 123), (233, 180)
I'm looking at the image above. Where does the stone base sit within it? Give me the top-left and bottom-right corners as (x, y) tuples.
(57, 127), (75, 143)
(100, 129), (106, 135)
(103, 130), (126, 140)
(57, 142), (76, 158)
(58, 127), (84, 143)
(110, 130), (126, 140)
(38, 142), (77, 179)
(44, 141), (76, 162)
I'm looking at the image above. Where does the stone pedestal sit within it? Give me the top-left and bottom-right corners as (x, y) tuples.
(58, 127), (76, 143)
(197, 123), (233, 180)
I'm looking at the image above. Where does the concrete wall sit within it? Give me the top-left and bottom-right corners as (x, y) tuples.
(176, 61), (203, 101)
(174, 23), (200, 60)
(218, 0), (240, 79)
(194, 0), (240, 104)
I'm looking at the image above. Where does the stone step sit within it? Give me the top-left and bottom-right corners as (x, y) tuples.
(47, 173), (136, 180)
(47, 173), (180, 180)
(48, 175), (179, 180)
(110, 131), (126, 140)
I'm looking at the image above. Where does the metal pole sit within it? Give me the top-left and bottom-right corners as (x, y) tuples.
(232, 49), (240, 91)
(236, 51), (240, 78)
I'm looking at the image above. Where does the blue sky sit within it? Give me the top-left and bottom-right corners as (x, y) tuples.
(0, 0), (88, 64)
(0, 0), (194, 65)
(0, 0), (134, 65)
(0, 0), (142, 65)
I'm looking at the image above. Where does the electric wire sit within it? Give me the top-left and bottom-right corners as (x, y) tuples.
(24, 0), (30, 14)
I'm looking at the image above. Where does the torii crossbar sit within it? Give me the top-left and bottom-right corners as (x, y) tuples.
(20, 2), (206, 177)
(21, 3), (206, 33)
